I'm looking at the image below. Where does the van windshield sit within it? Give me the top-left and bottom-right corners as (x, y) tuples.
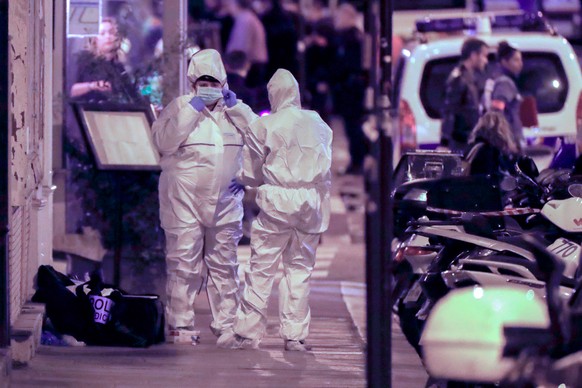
(419, 52), (569, 119)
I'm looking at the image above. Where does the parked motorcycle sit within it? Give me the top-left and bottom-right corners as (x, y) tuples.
(392, 150), (465, 240)
(392, 149), (544, 240)
(421, 234), (582, 387)
(392, 168), (582, 358)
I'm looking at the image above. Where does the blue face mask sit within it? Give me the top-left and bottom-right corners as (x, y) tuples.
(197, 86), (223, 105)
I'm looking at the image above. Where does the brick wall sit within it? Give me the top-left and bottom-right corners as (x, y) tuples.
(8, 206), (30, 324)
(8, 0), (47, 324)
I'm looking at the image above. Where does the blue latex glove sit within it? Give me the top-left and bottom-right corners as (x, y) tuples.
(222, 88), (237, 108)
(228, 179), (244, 195)
(189, 96), (205, 112)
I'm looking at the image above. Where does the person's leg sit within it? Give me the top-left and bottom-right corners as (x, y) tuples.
(234, 213), (290, 340)
(204, 219), (243, 336)
(343, 113), (366, 173)
(164, 223), (205, 330)
(279, 230), (319, 347)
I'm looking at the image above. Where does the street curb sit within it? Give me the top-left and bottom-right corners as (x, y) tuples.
(340, 281), (366, 344)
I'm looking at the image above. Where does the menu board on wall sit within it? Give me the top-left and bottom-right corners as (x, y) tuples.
(73, 102), (160, 171)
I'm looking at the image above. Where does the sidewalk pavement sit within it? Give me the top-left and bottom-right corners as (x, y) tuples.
(8, 116), (428, 387)
(9, 197), (368, 387)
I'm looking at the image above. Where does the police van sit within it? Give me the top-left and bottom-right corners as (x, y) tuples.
(393, 12), (582, 170)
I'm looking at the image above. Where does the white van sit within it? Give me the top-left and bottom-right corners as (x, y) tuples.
(393, 12), (582, 170)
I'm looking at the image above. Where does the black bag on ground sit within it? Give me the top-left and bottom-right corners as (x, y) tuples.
(32, 265), (165, 347)
(76, 271), (165, 347)
(113, 294), (165, 346)
(31, 265), (95, 342)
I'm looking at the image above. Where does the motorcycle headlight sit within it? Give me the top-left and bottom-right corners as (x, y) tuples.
(402, 188), (427, 202)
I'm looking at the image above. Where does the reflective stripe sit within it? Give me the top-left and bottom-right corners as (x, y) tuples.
(179, 143), (243, 148)
(263, 181), (330, 190)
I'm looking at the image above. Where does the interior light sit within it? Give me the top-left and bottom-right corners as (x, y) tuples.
(552, 80), (561, 89)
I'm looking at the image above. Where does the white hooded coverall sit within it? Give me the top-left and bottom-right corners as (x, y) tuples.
(152, 49), (257, 335)
(234, 68), (333, 341)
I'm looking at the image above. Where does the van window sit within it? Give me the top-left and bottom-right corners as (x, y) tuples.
(419, 52), (569, 119)
(419, 57), (460, 119)
(518, 53), (568, 113)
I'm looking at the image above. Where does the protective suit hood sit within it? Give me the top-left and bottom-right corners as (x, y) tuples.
(187, 49), (227, 86)
(267, 69), (301, 113)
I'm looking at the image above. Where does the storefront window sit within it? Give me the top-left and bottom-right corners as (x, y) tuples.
(63, 0), (167, 286)
(66, 0), (164, 110)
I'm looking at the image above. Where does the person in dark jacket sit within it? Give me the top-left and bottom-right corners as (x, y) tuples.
(491, 41), (525, 152)
(330, 3), (367, 175)
(70, 17), (140, 104)
(466, 111), (539, 179)
(224, 50), (259, 110)
(305, 18), (335, 124)
(259, 0), (300, 80)
(441, 38), (489, 152)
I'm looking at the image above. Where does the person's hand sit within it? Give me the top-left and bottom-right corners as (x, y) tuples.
(91, 80), (112, 93)
(222, 88), (237, 108)
(228, 179), (244, 195)
(189, 96), (206, 112)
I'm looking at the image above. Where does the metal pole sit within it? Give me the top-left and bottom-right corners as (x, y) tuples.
(113, 173), (122, 287)
(297, 0), (307, 100)
(378, 0), (394, 384)
(365, 0), (393, 386)
(0, 0), (10, 349)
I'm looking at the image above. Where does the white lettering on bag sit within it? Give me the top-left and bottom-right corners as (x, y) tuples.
(89, 295), (115, 324)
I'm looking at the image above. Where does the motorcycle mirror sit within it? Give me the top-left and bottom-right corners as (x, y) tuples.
(514, 159), (540, 190)
(500, 176), (517, 191)
(568, 183), (582, 198)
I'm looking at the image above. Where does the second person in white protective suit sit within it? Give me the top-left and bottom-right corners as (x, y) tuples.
(152, 48), (257, 343)
(217, 68), (333, 351)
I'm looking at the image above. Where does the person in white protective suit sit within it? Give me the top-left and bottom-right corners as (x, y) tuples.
(217, 68), (333, 351)
(152, 48), (257, 343)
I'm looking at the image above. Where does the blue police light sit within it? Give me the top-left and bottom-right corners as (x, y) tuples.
(491, 12), (553, 33)
(415, 12), (552, 34)
(415, 17), (475, 33)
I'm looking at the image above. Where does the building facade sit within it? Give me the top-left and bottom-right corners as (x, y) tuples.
(1, 0), (58, 376)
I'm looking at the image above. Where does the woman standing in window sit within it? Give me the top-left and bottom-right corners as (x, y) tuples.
(70, 17), (139, 103)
